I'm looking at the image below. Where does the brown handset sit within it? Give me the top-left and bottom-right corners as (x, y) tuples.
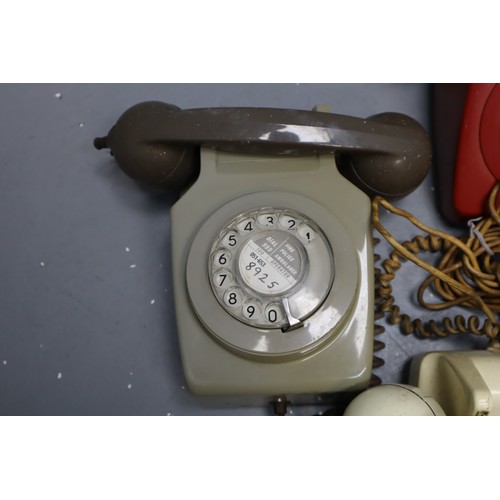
(94, 101), (431, 197)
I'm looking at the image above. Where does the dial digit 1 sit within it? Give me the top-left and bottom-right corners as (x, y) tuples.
(298, 224), (317, 242)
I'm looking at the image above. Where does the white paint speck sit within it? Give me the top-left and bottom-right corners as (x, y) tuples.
(40, 262), (45, 267)
(127, 384), (132, 389)
(150, 299), (155, 305)
(54, 92), (62, 99)
(129, 264), (136, 268)
(79, 122), (84, 128)
(2, 360), (7, 365)
(129, 371), (133, 376)
(125, 247), (130, 252)
(57, 372), (62, 379)
(167, 413), (173, 416)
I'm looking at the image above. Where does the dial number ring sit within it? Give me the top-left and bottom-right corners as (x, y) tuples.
(209, 208), (333, 330)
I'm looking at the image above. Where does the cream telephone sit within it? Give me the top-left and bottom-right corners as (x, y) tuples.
(94, 101), (432, 408)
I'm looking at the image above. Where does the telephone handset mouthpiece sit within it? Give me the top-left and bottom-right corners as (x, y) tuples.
(94, 101), (431, 197)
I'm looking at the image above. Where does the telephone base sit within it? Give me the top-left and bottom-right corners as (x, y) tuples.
(172, 149), (374, 403)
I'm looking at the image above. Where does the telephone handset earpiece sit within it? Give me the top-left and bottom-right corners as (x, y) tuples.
(94, 102), (201, 192)
(94, 101), (432, 197)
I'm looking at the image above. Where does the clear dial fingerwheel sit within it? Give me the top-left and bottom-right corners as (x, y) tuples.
(209, 207), (334, 330)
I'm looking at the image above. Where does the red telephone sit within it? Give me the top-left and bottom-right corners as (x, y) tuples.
(449, 84), (500, 220)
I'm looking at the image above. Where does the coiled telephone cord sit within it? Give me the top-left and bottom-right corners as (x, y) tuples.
(370, 243), (386, 386)
(372, 183), (500, 351)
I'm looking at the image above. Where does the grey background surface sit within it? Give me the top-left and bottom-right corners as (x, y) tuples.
(0, 83), (488, 415)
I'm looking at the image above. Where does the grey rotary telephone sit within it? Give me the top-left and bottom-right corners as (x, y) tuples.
(94, 101), (432, 411)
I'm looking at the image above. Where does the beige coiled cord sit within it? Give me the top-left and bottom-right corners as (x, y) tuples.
(372, 183), (500, 351)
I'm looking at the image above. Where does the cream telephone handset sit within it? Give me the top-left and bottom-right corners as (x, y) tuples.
(94, 101), (431, 407)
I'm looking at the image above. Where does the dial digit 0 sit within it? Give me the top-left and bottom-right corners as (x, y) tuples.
(265, 304), (284, 324)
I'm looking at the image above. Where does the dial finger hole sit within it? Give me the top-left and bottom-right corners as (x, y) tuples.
(223, 287), (244, 308)
(242, 299), (263, 320)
